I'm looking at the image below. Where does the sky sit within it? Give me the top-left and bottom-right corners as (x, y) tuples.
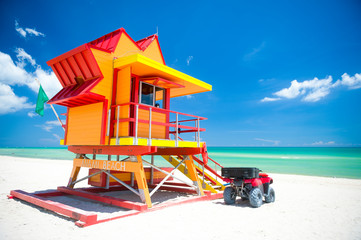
(0, 0), (360, 147)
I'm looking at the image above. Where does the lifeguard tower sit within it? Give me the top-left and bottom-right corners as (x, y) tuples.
(10, 28), (225, 226)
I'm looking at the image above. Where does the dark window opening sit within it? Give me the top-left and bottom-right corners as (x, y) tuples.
(139, 82), (165, 108)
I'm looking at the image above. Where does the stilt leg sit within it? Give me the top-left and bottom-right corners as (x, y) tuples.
(184, 155), (204, 196)
(134, 155), (152, 208)
(67, 165), (81, 188)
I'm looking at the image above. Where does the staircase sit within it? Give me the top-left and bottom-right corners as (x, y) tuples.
(161, 152), (225, 194)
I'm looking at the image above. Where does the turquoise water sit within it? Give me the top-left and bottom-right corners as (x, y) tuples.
(0, 147), (360, 179)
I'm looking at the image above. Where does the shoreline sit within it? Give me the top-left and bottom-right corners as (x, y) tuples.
(1, 155), (360, 180)
(1, 156), (361, 240)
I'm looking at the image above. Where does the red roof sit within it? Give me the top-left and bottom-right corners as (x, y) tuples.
(47, 78), (104, 107)
(47, 45), (102, 88)
(89, 29), (122, 52)
(47, 28), (165, 107)
(136, 34), (157, 50)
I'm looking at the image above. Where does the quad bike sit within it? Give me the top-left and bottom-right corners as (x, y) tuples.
(221, 167), (275, 208)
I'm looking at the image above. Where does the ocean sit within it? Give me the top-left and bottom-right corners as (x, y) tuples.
(0, 147), (360, 179)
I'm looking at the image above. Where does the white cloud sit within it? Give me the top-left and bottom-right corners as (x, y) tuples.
(334, 73), (361, 89)
(15, 20), (45, 38)
(0, 49), (61, 114)
(0, 83), (34, 114)
(27, 111), (37, 118)
(36, 120), (63, 132)
(15, 20), (27, 37)
(243, 41), (266, 61)
(312, 141), (335, 146)
(255, 138), (280, 145)
(15, 48), (36, 66)
(24, 28), (45, 37)
(186, 56), (193, 66)
(262, 73), (361, 103)
(261, 97), (281, 102)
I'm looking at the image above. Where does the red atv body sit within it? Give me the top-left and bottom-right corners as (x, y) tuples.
(221, 168), (275, 208)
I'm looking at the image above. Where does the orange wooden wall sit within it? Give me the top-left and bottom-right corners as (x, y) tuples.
(66, 102), (103, 145)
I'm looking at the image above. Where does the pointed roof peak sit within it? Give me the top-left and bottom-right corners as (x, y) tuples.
(88, 28), (124, 52)
(136, 34), (158, 51)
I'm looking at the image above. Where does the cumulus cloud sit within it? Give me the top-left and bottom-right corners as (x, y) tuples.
(0, 49), (61, 115)
(186, 56), (193, 66)
(261, 73), (361, 103)
(15, 20), (45, 38)
(334, 73), (361, 89)
(0, 83), (34, 114)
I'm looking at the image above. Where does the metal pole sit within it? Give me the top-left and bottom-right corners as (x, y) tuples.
(103, 171), (140, 196)
(116, 106), (120, 145)
(131, 173), (134, 187)
(197, 117), (200, 147)
(135, 105), (139, 145)
(50, 105), (65, 131)
(195, 120), (197, 143)
(34, 78), (65, 131)
(150, 155), (154, 185)
(175, 113), (178, 147)
(71, 170), (103, 185)
(148, 108), (152, 146)
(142, 159), (194, 188)
(149, 158), (186, 197)
(106, 109), (111, 136)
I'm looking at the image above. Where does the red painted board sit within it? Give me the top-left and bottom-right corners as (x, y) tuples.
(68, 145), (157, 156)
(10, 190), (97, 224)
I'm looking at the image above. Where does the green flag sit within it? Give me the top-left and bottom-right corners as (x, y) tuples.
(35, 85), (49, 116)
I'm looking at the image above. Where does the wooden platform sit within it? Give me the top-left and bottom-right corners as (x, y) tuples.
(9, 184), (222, 227)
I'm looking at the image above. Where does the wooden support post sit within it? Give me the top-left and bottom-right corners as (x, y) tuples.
(68, 165), (81, 188)
(184, 155), (204, 196)
(134, 155), (152, 208)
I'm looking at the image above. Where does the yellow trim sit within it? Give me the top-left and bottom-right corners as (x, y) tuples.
(60, 139), (64, 145)
(109, 137), (204, 148)
(151, 139), (176, 147)
(113, 54), (212, 97)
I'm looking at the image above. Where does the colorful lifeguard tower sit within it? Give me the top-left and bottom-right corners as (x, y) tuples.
(10, 28), (225, 226)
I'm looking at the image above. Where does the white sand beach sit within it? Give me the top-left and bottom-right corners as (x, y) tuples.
(1, 156), (361, 240)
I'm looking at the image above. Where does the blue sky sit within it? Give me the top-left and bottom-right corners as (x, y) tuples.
(0, 0), (360, 147)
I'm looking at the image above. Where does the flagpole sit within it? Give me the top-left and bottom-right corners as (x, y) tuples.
(35, 79), (65, 131)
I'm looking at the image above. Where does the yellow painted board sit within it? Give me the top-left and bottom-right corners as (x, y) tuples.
(109, 137), (204, 148)
(151, 139), (176, 147)
(114, 54), (212, 98)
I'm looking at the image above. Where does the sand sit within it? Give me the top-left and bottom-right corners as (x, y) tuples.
(1, 156), (361, 240)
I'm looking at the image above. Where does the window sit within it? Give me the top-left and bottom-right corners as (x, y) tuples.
(140, 82), (154, 105)
(139, 82), (165, 108)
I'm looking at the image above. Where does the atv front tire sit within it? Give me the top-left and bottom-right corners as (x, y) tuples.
(249, 187), (263, 208)
(223, 187), (236, 205)
(265, 187), (275, 203)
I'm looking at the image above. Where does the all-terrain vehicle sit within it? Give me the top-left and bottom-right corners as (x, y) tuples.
(221, 167), (275, 208)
